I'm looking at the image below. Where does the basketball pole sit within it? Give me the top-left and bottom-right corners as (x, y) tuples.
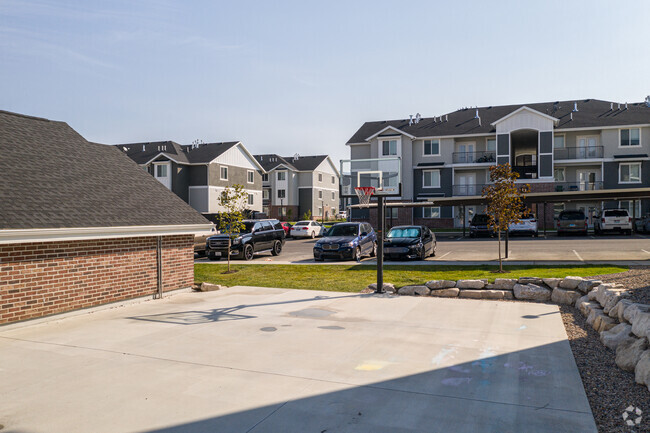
(376, 195), (384, 294)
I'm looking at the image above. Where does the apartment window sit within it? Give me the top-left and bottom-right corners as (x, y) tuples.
(619, 162), (641, 183)
(156, 165), (167, 177)
(263, 189), (269, 200)
(554, 135), (565, 148)
(277, 171), (286, 181)
(278, 207), (286, 217)
(220, 166), (228, 180)
(554, 167), (565, 182)
(422, 170), (440, 188)
(387, 208), (399, 219)
(487, 138), (496, 152)
(318, 190), (323, 199)
(247, 170), (254, 183)
(382, 140), (397, 156)
(553, 203), (565, 218)
(423, 139), (440, 156)
(247, 194), (254, 205)
(278, 189), (286, 199)
(262, 173), (269, 182)
(620, 128), (641, 147)
(331, 175), (335, 184)
(318, 207), (323, 216)
(422, 207), (440, 218)
(318, 173), (323, 182)
(331, 191), (335, 200)
(620, 200), (641, 217)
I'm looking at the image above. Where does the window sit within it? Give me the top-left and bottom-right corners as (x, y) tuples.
(277, 171), (286, 181)
(487, 138), (496, 152)
(423, 139), (440, 156)
(278, 189), (286, 199)
(318, 190), (323, 199)
(382, 139), (397, 156)
(553, 203), (565, 218)
(423, 207), (440, 218)
(247, 170), (254, 183)
(620, 200), (641, 216)
(247, 194), (254, 205)
(318, 207), (323, 216)
(387, 208), (399, 219)
(278, 207), (286, 217)
(263, 189), (269, 200)
(423, 170), (441, 188)
(156, 165), (167, 177)
(554, 167), (565, 182)
(331, 176), (335, 184)
(318, 173), (323, 182)
(554, 135), (565, 148)
(262, 173), (269, 182)
(619, 162), (641, 183)
(220, 166), (228, 180)
(620, 128), (641, 147)
(331, 191), (335, 200)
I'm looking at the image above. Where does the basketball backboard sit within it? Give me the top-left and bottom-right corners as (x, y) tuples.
(340, 157), (401, 197)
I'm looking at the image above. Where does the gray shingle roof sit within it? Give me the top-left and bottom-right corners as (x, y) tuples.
(254, 154), (329, 172)
(347, 99), (650, 143)
(117, 141), (239, 165)
(0, 110), (210, 230)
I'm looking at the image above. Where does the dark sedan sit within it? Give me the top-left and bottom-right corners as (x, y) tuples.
(384, 225), (436, 260)
(469, 214), (493, 237)
(313, 222), (376, 261)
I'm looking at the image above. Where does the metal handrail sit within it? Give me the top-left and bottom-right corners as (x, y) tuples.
(554, 181), (603, 192)
(452, 151), (497, 164)
(554, 146), (604, 160)
(452, 184), (487, 196)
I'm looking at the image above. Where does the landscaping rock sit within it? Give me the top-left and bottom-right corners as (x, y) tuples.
(200, 282), (223, 292)
(456, 279), (486, 289)
(580, 300), (602, 318)
(595, 284), (630, 313)
(551, 288), (582, 305)
(518, 277), (543, 285)
(632, 312), (650, 339)
(635, 350), (650, 391)
(617, 337), (649, 372)
(575, 295), (590, 312)
(576, 279), (601, 294)
(367, 283), (396, 293)
(608, 299), (632, 322)
(503, 291), (514, 300)
(493, 278), (516, 290)
(594, 314), (617, 333)
(600, 323), (635, 351)
(586, 307), (606, 328)
(623, 303), (650, 324)
(459, 289), (510, 300)
(513, 283), (551, 301)
(587, 288), (599, 301)
(559, 276), (583, 290)
(542, 278), (562, 289)
(425, 280), (456, 290)
(398, 285), (429, 296)
(430, 288), (460, 298)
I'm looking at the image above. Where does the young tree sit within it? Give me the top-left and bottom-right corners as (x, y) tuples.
(303, 209), (312, 221)
(217, 184), (248, 273)
(482, 164), (530, 272)
(286, 208), (293, 221)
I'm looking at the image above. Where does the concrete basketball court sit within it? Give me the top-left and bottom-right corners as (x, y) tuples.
(0, 287), (596, 433)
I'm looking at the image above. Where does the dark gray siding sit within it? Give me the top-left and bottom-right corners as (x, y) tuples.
(208, 164), (262, 190)
(171, 162), (190, 202)
(299, 188), (312, 217)
(540, 132), (553, 154)
(497, 134), (509, 155)
(414, 205), (453, 218)
(603, 161), (650, 189)
(189, 165), (208, 186)
(412, 168), (453, 198)
(539, 155), (553, 177)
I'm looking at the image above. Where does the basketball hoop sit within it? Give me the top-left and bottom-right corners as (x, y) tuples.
(354, 186), (375, 207)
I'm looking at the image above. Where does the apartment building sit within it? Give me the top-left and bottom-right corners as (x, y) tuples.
(119, 141), (264, 216)
(346, 98), (650, 228)
(254, 154), (340, 220)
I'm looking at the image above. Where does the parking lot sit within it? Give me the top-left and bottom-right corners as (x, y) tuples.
(196, 233), (650, 265)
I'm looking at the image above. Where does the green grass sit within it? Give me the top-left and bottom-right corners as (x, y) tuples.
(194, 264), (627, 293)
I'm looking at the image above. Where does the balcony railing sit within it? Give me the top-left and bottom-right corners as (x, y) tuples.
(453, 184), (487, 196)
(554, 146), (603, 160)
(554, 181), (603, 192)
(512, 165), (537, 179)
(452, 151), (496, 164)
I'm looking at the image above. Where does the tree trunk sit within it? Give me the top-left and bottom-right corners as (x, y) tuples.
(498, 228), (502, 272)
(227, 236), (231, 272)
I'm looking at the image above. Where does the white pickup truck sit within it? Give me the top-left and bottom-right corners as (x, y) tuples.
(594, 209), (632, 235)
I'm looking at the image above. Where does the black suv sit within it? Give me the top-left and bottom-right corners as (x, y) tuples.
(206, 219), (285, 261)
(469, 214), (493, 237)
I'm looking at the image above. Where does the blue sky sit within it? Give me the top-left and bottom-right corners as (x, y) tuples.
(1, 0), (649, 165)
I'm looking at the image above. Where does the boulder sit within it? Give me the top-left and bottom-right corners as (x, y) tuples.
(551, 288), (582, 305)
(608, 299), (632, 322)
(575, 295), (590, 312)
(587, 288), (599, 301)
(559, 276), (583, 290)
(430, 288), (460, 298)
(595, 314), (617, 333)
(503, 291), (514, 300)
(632, 312), (650, 339)
(580, 300), (603, 318)
(367, 283), (396, 293)
(586, 307), (605, 328)
(518, 277), (543, 285)
(596, 285), (630, 313)
(513, 283), (551, 301)
(456, 279), (486, 289)
(459, 289), (509, 300)
(623, 303), (650, 324)
(617, 337), (649, 372)
(200, 282), (223, 292)
(493, 278), (517, 290)
(542, 278), (562, 289)
(576, 279), (601, 294)
(398, 285), (430, 296)
(600, 323), (635, 351)
(635, 350), (650, 390)
(426, 280), (456, 290)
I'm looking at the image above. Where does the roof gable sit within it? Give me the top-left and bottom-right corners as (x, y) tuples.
(490, 106), (559, 126)
(365, 125), (416, 141)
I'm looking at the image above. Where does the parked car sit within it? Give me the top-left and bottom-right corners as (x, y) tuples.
(594, 209), (632, 235)
(313, 222), (376, 261)
(384, 225), (436, 260)
(291, 220), (325, 238)
(469, 214), (493, 237)
(280, 222), (292, 238)
(508, 214), (538, 237)
(336, 210), (347, 220)
(635, 214), (650, 234)
(205, 219), (285, 261)
(556, 210), (588, 236)
(194, 227), (217, 256)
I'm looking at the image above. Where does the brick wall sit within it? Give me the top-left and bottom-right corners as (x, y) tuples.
(0, 235), (194, 325)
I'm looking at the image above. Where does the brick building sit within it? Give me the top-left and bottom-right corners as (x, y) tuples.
(0, 111), (212, 325)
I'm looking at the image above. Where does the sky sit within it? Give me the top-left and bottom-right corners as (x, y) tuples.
(1, 0), (649, 166)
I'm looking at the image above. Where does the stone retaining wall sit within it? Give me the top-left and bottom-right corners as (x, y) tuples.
(368, 276), (650, 392)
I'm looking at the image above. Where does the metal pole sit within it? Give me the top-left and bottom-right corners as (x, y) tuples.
(543, 202), (547, 236)
(505, 229), (509, 258)
(376, 195), (385, 294)
(156, 236), (163, 299)
(633, 199), (636, 235)
(462, 205), (466, 237)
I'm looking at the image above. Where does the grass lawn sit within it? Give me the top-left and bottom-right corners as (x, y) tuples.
(194, 263), (627, 293)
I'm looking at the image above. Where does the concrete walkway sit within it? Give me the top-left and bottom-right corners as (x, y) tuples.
(0, 287), (596, 433)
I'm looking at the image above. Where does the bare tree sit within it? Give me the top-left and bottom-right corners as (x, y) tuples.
(217, 184), (248, 273)
(482, 163), (530, 272)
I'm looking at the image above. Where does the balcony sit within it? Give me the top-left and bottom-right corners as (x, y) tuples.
(452, 151), (496, 164)
(554, 146), (603, 160)
(453, 184), (487, 196)
(554, 181), (603, 192)
(512, 165), (537, 179)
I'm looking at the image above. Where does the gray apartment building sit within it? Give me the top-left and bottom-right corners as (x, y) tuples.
(119, 141), (264, 215)
(254, 154), (340, 220)
(346, 98), (650, 228)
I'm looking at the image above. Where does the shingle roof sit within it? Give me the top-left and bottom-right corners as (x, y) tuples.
(254, 154), (296, 172)
(117, 141), (239, 165)
(0, 110), (210, 230)
(254, 154), (329, 172)
(347, 99), (650, 143)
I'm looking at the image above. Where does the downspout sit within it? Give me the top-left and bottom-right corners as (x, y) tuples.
(156, 236), (163, 299)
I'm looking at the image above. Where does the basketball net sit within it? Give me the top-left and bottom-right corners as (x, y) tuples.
(354, 186), (375, 207)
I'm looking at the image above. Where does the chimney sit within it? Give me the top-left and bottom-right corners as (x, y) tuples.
(409, 114), (414, 126)
(570, 112), (573, 121)
(646, 96), (650, 108)
(610, 102), (614, 110)
(445, 114), (448, 122)
(573, 102), (578, 112)
(625, 102), (628, 109)
(142, 144), (145, 152)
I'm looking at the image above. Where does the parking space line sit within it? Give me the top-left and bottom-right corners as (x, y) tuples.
(572, 250), (584, 261)
(456, 236), (463, 241)
(642, 250), (650, 255)
(435, 251), (451, 260)
(589, 236), (595, 239)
